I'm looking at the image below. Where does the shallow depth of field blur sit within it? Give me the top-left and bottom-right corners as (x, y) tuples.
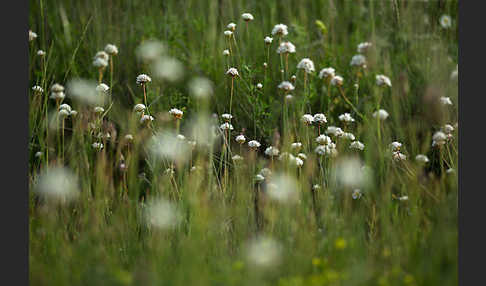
(28, 0), (458, 285)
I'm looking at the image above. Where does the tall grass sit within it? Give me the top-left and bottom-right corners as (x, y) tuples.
(29, 1), (458, 285)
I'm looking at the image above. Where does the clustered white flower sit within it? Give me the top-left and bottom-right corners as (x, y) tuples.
(297, 58), (315, 73)
(330, 75), (344, 86)
(301, 114), (314, 125)
(50, 83), (65, 101)
(37, 50), (46, 57)
(313, 113), (327, 125)
(169, 108), (183, 119)
(373, 109), (389, 120)
(390, 141), (406, 161)
(350, 141), (365, 150)
(226, 67), (239, 77)
(357, 42), (372, 54)
(338, 113), (355, 123)
(264, 36), (273, 44)
(248, 140), (261, 149)
(432, 131), (447, 147)
(96, 83), (109, 93)
(104, 44), (119, 56)
(227, 22), (236, 31)
(276, 41), (296, 54)
(136, 74), (152, 85)
(316, 135), (332, 145)
(350, 54), (367, 68)
(224, 30), (233, 37)
(221, 113), (233, 121)
(271, 24), (288, 36)
(440, 96), (453, 106)
(264, 146), (280, 157)
(219, 122), (234, 131)
(235, 134), (246, 144)
(326, 126), (344, 137)
(319, 67), (335, 80)
(241, 13), (254, 21)
(32, 85), (44, 93)
(440, 15), (452, 29)
(278, 81), (295, 92)
(415, 154), (429, 163)
(29, 30), (38, 41)
(376, 74), (392, 87)
(133, 104), (146, 113)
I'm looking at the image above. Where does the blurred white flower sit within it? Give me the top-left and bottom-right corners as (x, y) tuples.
(278, 81), (295, 92)
(291, 142), (302, 151)
(235, 134), (246, 144)
(297, 153), (307, 161)
(440, 96), (453, 106)
(248, 140), (261, 149)
(440, 15), (452, 29)
(338, 113), (355, 123)
(376, 74), (392, 87)
(136, 74), (152, 85)
(256, 83), (263, 89)
(333, 157), (370, 188)
(242, 13), (254, 21)
(133, 103), (146, 113)
(145, 199), (181, 229)
(148, 131), (190, 163)
(59, 109), (70, 118)
(350, 140), (365, 150)
(264, 146), (280, 157)
(59, 104), (72, 113)
(350, 54), (367, 68)
(316, 135), (332, 145)
(221, 113), (233, 121)
(35, 151), (43, 158)
(189, 77), (213, 98)
(94, 106), (105, 114)
(446, 168), (456, 174)
(227, 23), (236, 31)
(29, 30), (37, 41)
(37, 50), (46, 57)
(342, 132), (355, 141)
(267, 173), (298, 203)
(432, 131), (447, 147)
(415, 154), (429, 163)
(92, 142), (104, 151)
(301, 114), (314, 125)
(246, 236), (281, 269)
(319, 67), (335, 80)
(232, 155), (244, 162)
(125, 134), (134, 141)
(442, 124), (454, 134)
(373, 109), (389, 120)
(389, 141), (402, 152)
(219, 122), (234, 131)
(34, 167), (79, 202)
(352, 189), (363, 200)
(326, 126), (344, 137)
(223, 49), (230, 56)
(357, 42), (372, 54)
(315, 145), (337, 157)
(152, 56), (184, 82)
(330, 75), (344, 86)
(264, 36), (273, 44)
(271, 24), (288, 36)
(397, 195), (409, 201)
(104, 44), (118, 56)
(140, 115), (154, 124)
(66, 79), (104, 105)
(94, 51), (109, 61)
(297, 58), (315, 73)
(224, 30), (233, 37)
(226, 67), (239, 77)
(277, 41), (296, 54)
(392, 152), (407, 161)
(32, 85), (44, 93)
(255, 174), (265, 182)
(96, 83), (109, 93)
(136, 40), (165, 62)
(92, 57), (108, 68)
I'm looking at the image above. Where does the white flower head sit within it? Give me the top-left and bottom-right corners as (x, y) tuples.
(440, 15), (452, 29)
(94, 51), (109, 61)
(315, 145), (338, 157)
(92, 142), (104, 151)
(291, 142), (302, 151)
(59, 104), (72, 113)
(140, 115), (154, 124)
(373, 109), (389, 120)
(271, 24), (288, 36)
(104, 44), (118, 55)
(442, 124), (454, 134)
(264, 146), (280, 157)
(221, 113), (233, 121)
(357, 42), (372, 54)
(235, 134), (246, 144)
(350, 141), (365, 150)
(189, 77), (213, 98)
(125, 134), (134, 141)
(37, 50), (46, 56)
(32, 85), (44, 93)
(297, 153), (307, 160)
(389, 141), (402, 152)
(96, 83), (110, 93)
(256, 83), (263, 89)
(93, 57), (108, 68)
(29, 30), (38, 41)
(224, 30), (233, 37)
(94, 106), (105, 114)
(302, 114), (314, 125)
(148, 131), (190, 163)
(338, 113), (355, 123)
(226, 67), (239, 77)
(326, 126), (344, 137)
(169, 108), (183, 119)
(342, 132), (356, 141)
(227, 23), (236, 31)
(440, 96), (453, 106)
(66, 78), (103, 106)
(223, 49), (230, 56)
(136, 74), (152, 85)
(59, 109), (70, 118)
(319, 67), (335, 79)
(352, 189), (363, 200)
(415, 154), (429, 163)
(432, 131), (447, 147)
(133, 103), (146, 113)
(297, 58), (315, 73)
(316, 135), (332, 145)
(285, 94), (294, 101)
(266, 174), (299, 203)
(242, 13), (254, 21)
(392, 152), (407, 161)
(248, 140), (261, 149)
(376, 74), (392, 87)
(333, 157), (371, 188)
(330, 75), (344, 86)
(350, 54), (367, 68)
(277, 41), (296, 54)
(245, 236), (282, 268)
(278, 81), (295, 92)
(219, 122), (234, 131)
(264, 36), (273, 44)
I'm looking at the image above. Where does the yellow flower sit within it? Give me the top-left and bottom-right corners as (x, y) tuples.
(334, 238), (347, 250)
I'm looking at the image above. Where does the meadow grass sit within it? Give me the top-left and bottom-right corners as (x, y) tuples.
(29, 1), (458, 285)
